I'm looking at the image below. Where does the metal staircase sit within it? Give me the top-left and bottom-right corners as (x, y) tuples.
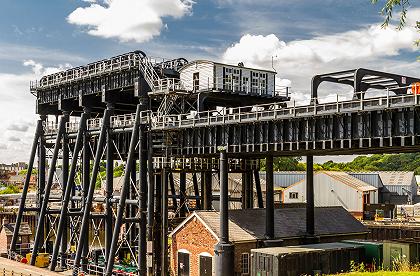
(139, 57), (161, 91)
(157, 94), (180, 116)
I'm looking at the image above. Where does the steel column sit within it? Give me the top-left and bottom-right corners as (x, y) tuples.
(105, 105), (114, 267)
(81, 109), (91, 273)
(254, 170), (264, 208)
(161, 168), (169, 276)
(214, 149), (234, 276)
(192, 173), (201, 209)
(203, 171), (212, 210)
(74, 107), (111, 273)
(306, 155), (315, 236)
(105, 104), (142, 276)
(50, 112), (88, 271)
(154, 173), (162, 276)
(138, 124), (147, 276)
(37, 115), (46, 252)
(10, 119), (42, 253)
(31, 112), (68, 266)
(146, 133), (155, 276)
(168, 172), (178, 212)
(179, 172), (187, 217)
(265, 155), (274, 239)
(60, 122), (69, 269)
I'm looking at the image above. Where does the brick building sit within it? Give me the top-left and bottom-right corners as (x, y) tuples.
(170, 207), (368, 276)
(0, 219), (32, 255)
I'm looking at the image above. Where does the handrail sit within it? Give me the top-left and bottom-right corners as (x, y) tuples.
(44, 85), (417, 134)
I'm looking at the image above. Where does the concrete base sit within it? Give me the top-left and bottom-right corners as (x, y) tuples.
(214, 242), (234, 276)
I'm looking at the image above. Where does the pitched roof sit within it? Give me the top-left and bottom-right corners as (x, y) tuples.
(349, 172), (384, 188)
(1, 222), (32, 236)
(171, 207), (367, 242)
(378, 171), (415, 186)
(322, 171), (377, 192)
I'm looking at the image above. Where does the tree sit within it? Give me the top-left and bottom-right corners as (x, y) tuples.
(372, 0), (419, 47)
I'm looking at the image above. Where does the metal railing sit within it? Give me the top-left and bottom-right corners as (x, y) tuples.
(180, 76), (290, 97)
(44, 85), (417, 134)
(30, 52), (143, 91)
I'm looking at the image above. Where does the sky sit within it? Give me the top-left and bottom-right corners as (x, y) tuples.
(0, 0), (419, 163)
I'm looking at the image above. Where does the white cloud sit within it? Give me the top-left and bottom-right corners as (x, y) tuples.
(222, 8), (420, 104)
(0, 61), (71, 163)
(68, 0), (195, 43)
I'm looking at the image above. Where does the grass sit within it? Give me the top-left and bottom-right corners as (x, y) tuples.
(337, 272), (420, 275)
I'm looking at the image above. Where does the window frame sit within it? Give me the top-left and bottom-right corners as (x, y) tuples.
(241, 252), (250, 275)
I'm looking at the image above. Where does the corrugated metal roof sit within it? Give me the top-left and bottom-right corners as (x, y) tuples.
(349, 172), (383, 188)
(259, 172), (305, 189)
(378, 171), (415, 186)
(323, 171), (377, 192)
(186, 207), (367, 242)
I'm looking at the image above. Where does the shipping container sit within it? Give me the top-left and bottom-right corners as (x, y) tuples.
(342, 240), (383, 267)
(251, 242), (364, 276)
(383, 240), (419, 270)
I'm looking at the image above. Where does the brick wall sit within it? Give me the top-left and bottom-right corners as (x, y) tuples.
(171, 217), (217, 276)
(233, 242), (257, 275)
(0, 231), (8, 254)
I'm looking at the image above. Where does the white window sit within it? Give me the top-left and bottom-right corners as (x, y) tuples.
(289, 192), (298, 199)
(241, 253), (250, 275)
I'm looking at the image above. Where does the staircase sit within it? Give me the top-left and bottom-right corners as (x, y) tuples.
(139, 57), (161, 91)
(157, 94), (180, 116)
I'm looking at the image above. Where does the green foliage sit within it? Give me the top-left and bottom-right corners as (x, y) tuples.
(260, 153), (420, 173)
(0, 185), (20, 194)
(18, 169), (37, 176)
(318, 153), (420, 173)
(371, 0), (419, 57)
(260, 157), (305, 171)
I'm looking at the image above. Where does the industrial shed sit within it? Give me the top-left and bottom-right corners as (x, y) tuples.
(170, 207), (368, 276)
(282, 171), (378, 218)
(378, 171), (417, 204)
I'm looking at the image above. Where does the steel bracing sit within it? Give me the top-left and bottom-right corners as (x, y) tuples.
(9, 50), (420, 276)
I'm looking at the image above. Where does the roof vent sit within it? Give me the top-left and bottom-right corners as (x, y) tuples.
(238, 62), (244, 67)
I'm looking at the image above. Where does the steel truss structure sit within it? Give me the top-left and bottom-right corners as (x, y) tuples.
(9, 50), (420, 276)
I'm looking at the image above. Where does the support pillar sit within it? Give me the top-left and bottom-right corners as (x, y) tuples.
(10, 119), (42, 253)
(254, 170), (264, 208)
(37, 115), (46, 252)
(192, 173), (201, 209)
(203, 171), (212, 210)
(265, 155), (274, 239)
(31, 112), (68, 266)
(214, 149), (234, 276)
(179, 172), (187, 217)
(50, 112), (88, 271)
(60, 122), (69, 269)
(306, 155), (315, 236)
(154, 173), (162, 276)
(138, 124), (147, 276)
(105, 105), (114, 267)
(81, 108), (91, 273)
(161, 168), (169, 276)
(146, 134), (155, 276)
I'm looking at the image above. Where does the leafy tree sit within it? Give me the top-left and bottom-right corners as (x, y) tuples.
(0, 185), (20, 194)
(372, 0), (419, 48)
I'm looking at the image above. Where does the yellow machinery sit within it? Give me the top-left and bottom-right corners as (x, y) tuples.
(25, 253), (50, 268)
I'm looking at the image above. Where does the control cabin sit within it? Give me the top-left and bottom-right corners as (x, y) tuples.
(179, 60), (282, 97)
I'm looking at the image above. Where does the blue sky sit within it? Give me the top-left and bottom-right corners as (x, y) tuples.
(0, 0), (418, 162)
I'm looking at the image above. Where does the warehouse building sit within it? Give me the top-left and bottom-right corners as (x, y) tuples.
(170, 207), (368, 276)
(282, 171), (378, 218)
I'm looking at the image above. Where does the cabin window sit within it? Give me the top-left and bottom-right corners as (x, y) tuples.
(193, 72), (199, 91)
(242, 77), (249, 93)
(241, 253), (250, 275)
(289, 192), (298, 199)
